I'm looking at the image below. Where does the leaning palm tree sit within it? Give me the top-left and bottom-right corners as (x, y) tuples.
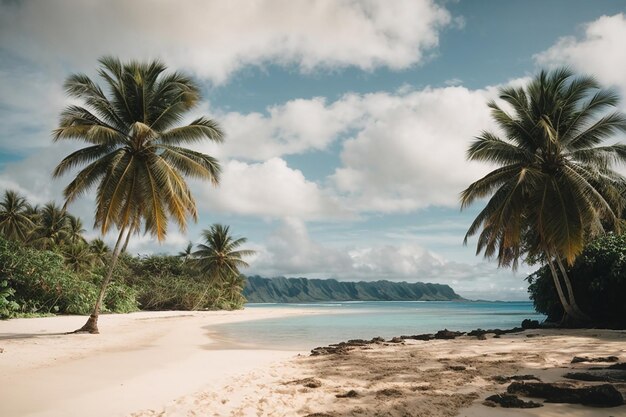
(52, 56), (223, 333)
(192, 224), (255, 309)
(0, 190), (35, 242)
(461, 68), (626, 324)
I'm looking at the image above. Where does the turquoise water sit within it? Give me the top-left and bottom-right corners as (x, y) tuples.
(211, 301), (544, 350)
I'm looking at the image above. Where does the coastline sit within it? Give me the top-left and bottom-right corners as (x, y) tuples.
(1, 310), (625, 417)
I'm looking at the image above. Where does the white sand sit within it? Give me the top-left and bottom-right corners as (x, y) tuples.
(2, 312), (626, 417)
(0, 309), (320, 417)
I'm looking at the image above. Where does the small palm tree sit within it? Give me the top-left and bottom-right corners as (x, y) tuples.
(66, 215), (87, 244)
(89, 238), (110, 266)
(177, 241), (194, 262)
(61, 243), (96, 273)
(32, 202), (70, 249)
(461, 68), (626, 323)
(52, 57), (223, 333)
(192, 224), (254, 309)
(0, 190), (35, 242)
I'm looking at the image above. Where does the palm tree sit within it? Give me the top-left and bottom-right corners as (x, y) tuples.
(66, 215), (87, 244)
(461, 68), (626, 323)
(32, 202), (70, 249)
(0, 190), (35, 242)
(61, 242), (96, 273)
(177, 241), (194, 262)
(89, 238), (110, 266)
(52, 56), (223, 333)
(192, 224), (254, 309)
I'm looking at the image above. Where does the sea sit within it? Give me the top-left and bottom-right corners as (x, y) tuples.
(211, 301), (545, 350)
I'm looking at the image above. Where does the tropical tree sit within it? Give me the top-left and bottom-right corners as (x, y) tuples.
(192, 224), (254, 309)
(177, 241), (194, 262)
(0, 190), (34, 242)
(461, 68), (626, 324)
(52, 56), (223, 333)
(89, 238), (110, 266)
(61, 242), (95, 273)
(66, 215), (87, 244)
(32, 202), (70, 249)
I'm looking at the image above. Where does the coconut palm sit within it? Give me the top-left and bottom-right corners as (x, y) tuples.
(52, 56), (223, 333)
(66, 215), (87, 244)
(177, 241), (194, 262)
(61, 242), (96, 273)
(89, 238), (110, 266)
(0, 190), (34, 242)
(192, 224), (254, 309)
(461, 68), (626, 323)
(32, 202), (70, 249)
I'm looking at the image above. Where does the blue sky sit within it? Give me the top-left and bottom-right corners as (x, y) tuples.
(1, 0), (625, 300)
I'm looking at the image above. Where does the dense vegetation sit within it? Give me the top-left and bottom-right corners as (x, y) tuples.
(461, 68), (626, 324)
(527, 233), (626, 327)
(0, 190), (250, 319)
(244, 276), (462, 303)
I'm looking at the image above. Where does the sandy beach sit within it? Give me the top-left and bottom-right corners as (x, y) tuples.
(2, 311), (625, 417)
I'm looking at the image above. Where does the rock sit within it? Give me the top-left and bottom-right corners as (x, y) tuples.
(400, 333), (433, 341)
(370, 336), (385, 343)
(434, 329), (464, 340)
(336, 390), (359, 398)
(376, 388), (404, 397)
(346, 339), (369, 346)
(608, 363), (626, 370)
(564, 371), (626, 383)
(571, 356), (619, 364)
(526, 334), (539, 338)
(305, 414), (334, 417)
(388, 337), (404, 343)
(521, 319), (541, 329)
(507, 382), (624, 407)
(484, 393), (543, 408)
(493, 334), (501, 338)
(477, 334), (487, 340)
(286, 377), (322, 388)
(492, 375), (541, 384)
(449, 365), (467, 371)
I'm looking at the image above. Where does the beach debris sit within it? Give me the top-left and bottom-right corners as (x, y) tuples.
(521, 319), (541, 329)
(571, 356), (619, 363)
(507, 382), (624, 407)
(492, 375), (541, 384)
(285, 377), (322, 388)
(483, 393), (543, 408)
(336, 390), (359, 398)
(434, 329), (464, 339)
(376, 388), (404, 398)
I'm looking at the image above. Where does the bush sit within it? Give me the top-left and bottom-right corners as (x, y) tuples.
(0, 237), (137, 317)
(527, 233), (626, 327)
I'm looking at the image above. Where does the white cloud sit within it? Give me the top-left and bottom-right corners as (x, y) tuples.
(0, 0), (453, 84)
(195, 158), (351, 220)
(535, 13), (626, 95)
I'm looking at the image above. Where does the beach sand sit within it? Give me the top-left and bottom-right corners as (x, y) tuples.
(1, 312), (625, 417)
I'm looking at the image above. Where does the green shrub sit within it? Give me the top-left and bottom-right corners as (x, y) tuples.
(527, 233), (626, 327)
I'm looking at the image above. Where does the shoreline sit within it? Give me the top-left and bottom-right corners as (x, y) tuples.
(2, 310), (625, 417)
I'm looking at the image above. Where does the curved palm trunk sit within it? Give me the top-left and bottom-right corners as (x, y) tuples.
(73, 225), (127, 334)
(120, 226), (133, 253)
(555, 257), (591, 323)
(545, 257), (580, 323)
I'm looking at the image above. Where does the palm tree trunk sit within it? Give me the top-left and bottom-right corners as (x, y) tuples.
(120, 226), (133, 253)
(555, 257), (591, 323)
(546, 256), (580, 323)
(73, 225), (127, 334)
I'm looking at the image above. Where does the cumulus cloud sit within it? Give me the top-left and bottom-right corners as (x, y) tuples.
(535, 13), (626, 95)
(195, 158), (351, 220)
(0, 0), (453, 84)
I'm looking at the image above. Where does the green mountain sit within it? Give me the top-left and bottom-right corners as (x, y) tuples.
(243, 276), (463, 303)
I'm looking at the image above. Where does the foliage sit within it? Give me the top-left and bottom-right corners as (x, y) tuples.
(0, 236), (137, 318)
(527, 233), (626, 327)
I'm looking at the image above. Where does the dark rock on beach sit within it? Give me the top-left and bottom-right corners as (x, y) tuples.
(571, 355), (619, 363)
(492, 375), (541, 384)
(521, 319), (541, 329)
(507, 382), (624, 407)
(434, 329), (464, 339)
(336, 390), (359, 398)
(565, 371), (626, 383)
(400, 333), (434, 341)
(484, 393), (543, 408)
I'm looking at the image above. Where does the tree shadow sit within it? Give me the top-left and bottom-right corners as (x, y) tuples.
(0, 332), (69, 340)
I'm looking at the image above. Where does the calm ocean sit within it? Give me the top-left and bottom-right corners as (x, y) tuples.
(211, 301), (544, 350)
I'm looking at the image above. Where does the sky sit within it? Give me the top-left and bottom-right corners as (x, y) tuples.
(1, 0), (625, 300)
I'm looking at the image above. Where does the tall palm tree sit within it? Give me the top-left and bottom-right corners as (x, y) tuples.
(177, 241), (194, 262)
(0, 190), (35, 242)
(52, 56), (223, 333)
(461, 68), (626, 323)
(192, 224), (254, 309)
(89, 238), (110, 266)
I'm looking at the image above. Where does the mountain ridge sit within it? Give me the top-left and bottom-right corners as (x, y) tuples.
(243, 275), (463, 303)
